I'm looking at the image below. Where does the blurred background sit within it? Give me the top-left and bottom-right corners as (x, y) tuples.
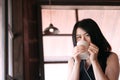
(1, 0), (120, 80)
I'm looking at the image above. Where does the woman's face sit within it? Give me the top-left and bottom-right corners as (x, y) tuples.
(76, 27), (91, 43)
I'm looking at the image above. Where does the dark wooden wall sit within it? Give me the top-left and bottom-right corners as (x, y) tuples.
(12, 0), (23, 80)
(23, 0), (40, 80)
(12, 0), (40, 80)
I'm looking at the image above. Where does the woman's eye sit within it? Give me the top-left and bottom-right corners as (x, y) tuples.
(76, 35), (81, 39)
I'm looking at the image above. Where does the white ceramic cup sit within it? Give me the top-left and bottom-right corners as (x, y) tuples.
(77, 40), (89, 60)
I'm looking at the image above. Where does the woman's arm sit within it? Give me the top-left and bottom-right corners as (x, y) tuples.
(92, 53), (119, 80)
(105, 53), (119, 80)
(68, 57), (81, 80)
(68, 43), (88, 80)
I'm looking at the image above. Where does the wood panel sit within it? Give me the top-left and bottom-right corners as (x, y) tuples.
(38, 0), (120, 5)
(12, 0), (24, 80)
(23, 0), (40, 80)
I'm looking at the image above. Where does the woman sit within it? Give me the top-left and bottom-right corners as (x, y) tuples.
(68, 18), (119, 80)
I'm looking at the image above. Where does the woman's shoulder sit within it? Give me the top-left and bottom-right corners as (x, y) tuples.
(108, 52), (119, 59)
(105, 52), (119, 79)
(107, 52), (119, 64)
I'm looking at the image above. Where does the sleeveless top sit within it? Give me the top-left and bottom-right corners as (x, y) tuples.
(79, 60), (106, 80)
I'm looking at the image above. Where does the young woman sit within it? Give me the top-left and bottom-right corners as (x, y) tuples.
(68, 18), (119, 80)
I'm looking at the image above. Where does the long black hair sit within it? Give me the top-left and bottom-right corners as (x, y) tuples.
(72, 18), (112, 72)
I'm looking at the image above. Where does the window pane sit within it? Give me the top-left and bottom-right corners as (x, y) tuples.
(43, 36), (73, 61)
(44, 63), (68, 80)
(42, 9), (76, 34)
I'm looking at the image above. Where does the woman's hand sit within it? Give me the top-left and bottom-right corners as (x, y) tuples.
(72, 45), (87, 63)
(88, 43), (99, 62)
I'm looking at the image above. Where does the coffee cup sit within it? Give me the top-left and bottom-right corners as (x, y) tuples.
(77, 40), (89, 60)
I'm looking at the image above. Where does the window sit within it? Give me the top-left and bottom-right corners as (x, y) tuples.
(41, 6), (120, 80)
(41, 9), (76, 80)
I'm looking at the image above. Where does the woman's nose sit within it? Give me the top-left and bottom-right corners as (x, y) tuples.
(81, 36), (86, 41)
